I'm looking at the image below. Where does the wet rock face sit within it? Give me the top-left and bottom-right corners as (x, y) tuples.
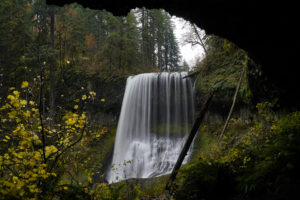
(47, 0), (299, 109)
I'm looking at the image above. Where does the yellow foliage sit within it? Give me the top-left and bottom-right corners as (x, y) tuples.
(90, 183), (112, 200)
(0, 87), (88, 199)
(89, 91), (96, 96)
(12, 90), (20, 97)
(82, 94), (87, 100)
(45, 145), (58, 158)
(23, 110), (31, 118)
(21, 81), (29, 88)
(20, 100), (27, 106)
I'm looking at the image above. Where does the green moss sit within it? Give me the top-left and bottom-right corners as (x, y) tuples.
(108, 175), (169, 199)
(194, 36), (252, 107)
(153, 123), (193, 136)
(97, 126), (117, 162)
(190, 124), (218, 161)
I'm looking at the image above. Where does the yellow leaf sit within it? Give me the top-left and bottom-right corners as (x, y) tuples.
(88, 176), (92, 183)
(12, 176), (18, 183)
(13, 91), (20, 97)
(89, 91), (96, 96)
(20, 100), (27, 106)
(24, 111), (31, 118)
(21, 81), (29, 88)
(101, 98), (105, 102)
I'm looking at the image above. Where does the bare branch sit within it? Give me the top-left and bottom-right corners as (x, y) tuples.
(191, 23), (208, 55)
(49, 123), (87, 172)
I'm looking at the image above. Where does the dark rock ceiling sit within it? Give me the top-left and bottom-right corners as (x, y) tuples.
(47, 0), (299, 108)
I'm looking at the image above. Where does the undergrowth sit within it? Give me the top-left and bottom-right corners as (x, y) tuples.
(174, 103), (300, 200)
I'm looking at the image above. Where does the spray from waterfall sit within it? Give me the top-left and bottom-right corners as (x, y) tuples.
(106, 72), (195, 183)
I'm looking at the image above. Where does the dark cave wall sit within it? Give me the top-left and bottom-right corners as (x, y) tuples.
(47, 0), (299, 109)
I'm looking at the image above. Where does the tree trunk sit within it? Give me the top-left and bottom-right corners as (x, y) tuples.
(158, 43), (162, 70)
(97, 11), (102, 50)
(166, 92), (214, 191)
(219, 66), (246, 138)
(49, 8), (56, 125)
(141, 8), (146, 66)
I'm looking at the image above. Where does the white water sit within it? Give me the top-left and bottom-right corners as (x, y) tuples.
(106, 72), (195, 183)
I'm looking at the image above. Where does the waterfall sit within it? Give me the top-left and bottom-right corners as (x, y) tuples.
(106, 72), (195, 183)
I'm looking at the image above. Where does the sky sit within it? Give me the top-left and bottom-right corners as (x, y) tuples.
(171, 16), (205, 68)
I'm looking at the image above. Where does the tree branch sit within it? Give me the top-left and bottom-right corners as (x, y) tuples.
(191, 23), (208, 55)
(49, 123), (87, 172)
(182, 70), (200, 79)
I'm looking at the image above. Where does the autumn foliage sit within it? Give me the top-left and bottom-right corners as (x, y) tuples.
(0, 82), (109, 199)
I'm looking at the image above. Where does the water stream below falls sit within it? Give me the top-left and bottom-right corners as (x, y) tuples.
(106, 72), (195, 183)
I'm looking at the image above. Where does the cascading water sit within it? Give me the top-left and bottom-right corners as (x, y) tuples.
(106, 72), (195, 183)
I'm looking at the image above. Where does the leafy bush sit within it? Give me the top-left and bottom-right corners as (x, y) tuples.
(174, 103), (300, 200)
(0, 82), (109, 199)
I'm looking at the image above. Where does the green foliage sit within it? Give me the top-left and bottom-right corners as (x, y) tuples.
(175, 161), (235, 200)
(138, 8), (180, 71)
(0, 0), (182, 101)
(2, 1), (299, 200)
(0, 0), (31, 88)
(90, 183), (113, 200)
(174, 105), (300, 200)
(190, 124), (218, 160)
(105, 175), (169, 200)
(194, 36), (251, 104)
(236, 110), (300, 199)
